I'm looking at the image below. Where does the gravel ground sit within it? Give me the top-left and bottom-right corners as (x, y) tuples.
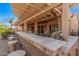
(0, 39), (10, 56)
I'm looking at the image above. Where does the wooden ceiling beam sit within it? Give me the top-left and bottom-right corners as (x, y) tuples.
(25, 4), (60, 19)
(12, 5), (40, 18)
(46, 3), (53, 6)
(18, 4), (61, 25)
(25, 4), (42, 11)
(25, 4), (58, 17)
(46, 3), (62, 14)
(12, 6), (37, 16)
(54, 8), (62, 14)
(27, 15), (53, 24)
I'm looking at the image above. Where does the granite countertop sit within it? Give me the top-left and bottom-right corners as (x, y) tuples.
(16, 32), (66, 51)
(63, 36), (78, 53)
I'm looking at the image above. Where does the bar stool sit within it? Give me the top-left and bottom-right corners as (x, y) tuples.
(8, 40), (18, 52)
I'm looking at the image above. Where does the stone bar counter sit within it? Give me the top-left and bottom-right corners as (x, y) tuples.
(16, 32), (66, 56)
(63, 36), (78, 56)
(16, 32), (78, 56)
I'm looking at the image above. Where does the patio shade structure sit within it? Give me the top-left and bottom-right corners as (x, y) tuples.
(11, 3), (78, 41)
(10, 3), (79, 56)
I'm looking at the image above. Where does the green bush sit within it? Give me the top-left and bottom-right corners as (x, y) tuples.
(0, 24), (10, 39)
(0, 29), (9, 38)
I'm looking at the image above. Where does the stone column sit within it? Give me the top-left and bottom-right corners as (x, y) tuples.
(24, 22), (28, 32)
(62, 3), (70, 41)
(34, 22), (38, 34)
(46, 24), (50, 36)
(16, 26), (22, 32)
(58, 17), (62, 31)
(77, 15), (79, 35)
(15, 26), (18, 32)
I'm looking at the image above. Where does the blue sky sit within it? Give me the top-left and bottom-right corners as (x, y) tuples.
(0, 3), (17, 26)
(69, 4), (79, 15)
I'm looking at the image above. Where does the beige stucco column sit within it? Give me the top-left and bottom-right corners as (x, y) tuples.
(24, 22), (28, 32)
(46, 24), (50, 36)
(16, 26), (22, 32)
(62, 3), (70, 41)
(15, 26), (18, 32)
(78, 15), (79, 33)
(58, 16), (62, 31)
(34, 22), (38, 34)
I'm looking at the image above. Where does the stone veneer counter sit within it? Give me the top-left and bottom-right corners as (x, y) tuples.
(16, 32), (78, 56)
(16, 32), (66, 55)
(63, 36), (78, 55)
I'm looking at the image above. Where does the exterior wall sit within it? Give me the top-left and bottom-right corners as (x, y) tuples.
(24, 18), (59, 36)
(70, 15), (78, 33)
(16, 26), (23, 32)
(37, 18), (58, 35)
(16, 24), (24, 32)
(16, 15), (78, 36)
(28, 23), (34, 33)
(58, 16), (62, 31)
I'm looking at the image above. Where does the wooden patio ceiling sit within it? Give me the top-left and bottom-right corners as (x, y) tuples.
(11, 3), (78, 25)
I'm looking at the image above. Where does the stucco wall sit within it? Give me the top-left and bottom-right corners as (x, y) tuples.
(70, 15), (78, 32)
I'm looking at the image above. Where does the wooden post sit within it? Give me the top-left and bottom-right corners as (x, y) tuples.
(62, 3), (70, 41)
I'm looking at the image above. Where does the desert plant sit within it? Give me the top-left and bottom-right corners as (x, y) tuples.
(52, 31), (64, 40)
(52, 31), (61, 39)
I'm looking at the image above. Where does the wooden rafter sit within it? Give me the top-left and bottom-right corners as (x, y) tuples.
(25, 4), (42, 11)
(18, 4), (61, 25)
(25, 3), (61, 20)
(54, 8), (62, 14)
(12, 3), (62, 25)
(46, 3), (53, 6)
(22, 3), (61, 17)
(12, 6), (38, 16)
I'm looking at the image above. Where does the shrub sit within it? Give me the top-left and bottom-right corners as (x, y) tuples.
(0, 29), (10, 38)
(52, 31), (61, 39)
(0, 24), (10, 39)
(52, 31), (64, 41)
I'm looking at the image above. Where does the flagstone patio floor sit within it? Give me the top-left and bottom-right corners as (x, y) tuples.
(0, 39), (10, 56)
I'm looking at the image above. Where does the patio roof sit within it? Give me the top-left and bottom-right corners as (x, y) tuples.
(11, 3), (78, 25)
